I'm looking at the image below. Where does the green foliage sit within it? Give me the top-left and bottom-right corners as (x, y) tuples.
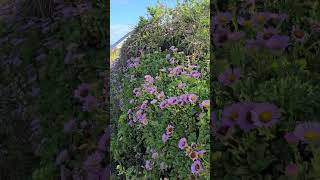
(119, 0), (209, 61)
(0, 1), (108, 179)
(211, 1), (320, 179)
(32, 163), (57, 180)
(112, 49), (210, 178)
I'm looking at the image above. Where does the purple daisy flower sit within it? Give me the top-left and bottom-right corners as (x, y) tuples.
(251, 12), (272, 26)
(144, 85), (157, 94)
(198, 150), (206, 157)
(162, 133), (169, 143)
(269, 13), (288, 24)
(265, 35), (290, 51)
(310, 20), (320, 33)
(139, 114), (148, 125)
(213, 27), (230, 46)
(238, 17), (253, 28)
(218, 68), (241, 86)
(166, 125), (175, 136)
(191, 143), (197, 150)
(133, 88), (142, 97)
(169, 46), (178, 52)
(256, 28), (279, 42)
(169, 65), (183, 76)
(74, 83), (90, 101)
(167, 96), (178, 105)
(160, 100), (168, 109)
(284, 132), (299, 144)
(179, 94), (189, 103)
(82, 95), (98, 112)
(157, 91), (166, 100)
(178, 137), (188, 150)
(293, 122), (320, 144)
(140, 100), (148, 110)
(188, 94), (198, 103)
(292, 26), (307, 43)
(285, 163), (299, 176)
(176, 99), (184, 106)
(136, 109), (143, 117)
(191, 160), (203, 175)
(199, 100), (210, 108)
(214, 123), (235, 140)
(145, 75), (154, 84)
(238, 102), (257, 132)
(145, 160), (152, 170)
(177, 83), (186, 89)
(221, 102), (246, 127)
(189, 150), (199, 161)
(251, 103), (281, 128)
(212, 12), (232, 27)
(190, 70), (201, 78)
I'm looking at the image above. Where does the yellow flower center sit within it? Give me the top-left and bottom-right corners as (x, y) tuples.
(204, 102), (210, 107)
(230, 112), (239, 120)
(294, 30), (305, 39)
(259, 112), (272, 123)
(191, 96), (196, 100)
(303, 130), (320, 141)
(220, 16), (228, 23)
(228, 74), (237, 82)
(263, 32), (274, 40)
(257, 16), (266, 23)
(186, 147), (191, 154)
(244, 20), (252, 27)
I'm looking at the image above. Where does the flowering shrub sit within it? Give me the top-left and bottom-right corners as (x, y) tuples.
(111, 1), (210, 179)
(211, 0), (320, 179)
(112, 48), (210, 179)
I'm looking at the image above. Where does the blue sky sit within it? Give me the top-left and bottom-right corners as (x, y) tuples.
(110, 0), (178, 45)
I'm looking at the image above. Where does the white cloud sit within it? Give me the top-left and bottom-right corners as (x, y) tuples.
(110, 24), (134, 45)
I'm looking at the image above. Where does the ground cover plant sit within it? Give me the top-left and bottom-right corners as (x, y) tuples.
(111, 0), (210, 179)
(211, 0), (320, 179)
(0, 0), (109, 179)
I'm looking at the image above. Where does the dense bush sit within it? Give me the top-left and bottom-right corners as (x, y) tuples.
(211, 0), (320, 179)
(111, 0), (210, 179)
